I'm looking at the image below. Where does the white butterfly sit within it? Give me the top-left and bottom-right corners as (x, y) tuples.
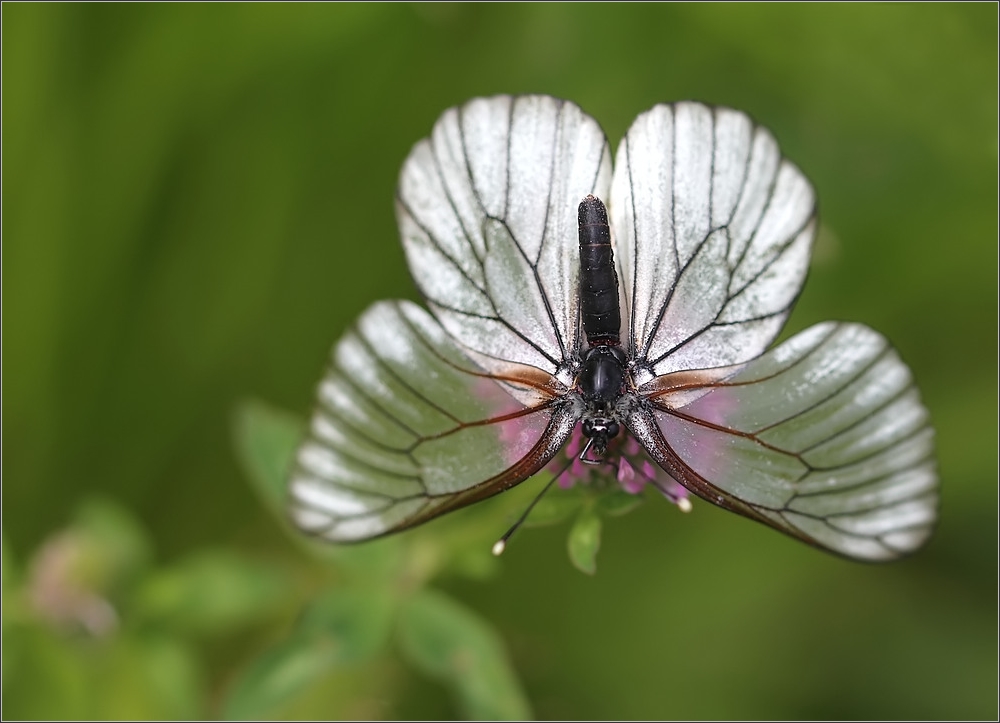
(289, 95), (938, 562)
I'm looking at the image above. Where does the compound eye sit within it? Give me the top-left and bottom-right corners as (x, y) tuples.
(581, 418), (596, 438)
(606, 421), (621, 438)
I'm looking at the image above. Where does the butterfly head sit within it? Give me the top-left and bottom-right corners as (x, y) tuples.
(579, 415), (621, 463)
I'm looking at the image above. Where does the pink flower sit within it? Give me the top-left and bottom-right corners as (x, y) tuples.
(547, 424), (691, 509)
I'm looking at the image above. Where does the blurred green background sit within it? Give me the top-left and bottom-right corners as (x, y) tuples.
(3, 3), (996, 720)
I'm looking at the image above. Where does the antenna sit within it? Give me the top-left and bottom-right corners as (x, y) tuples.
(491, 451), (693, 556)
(578, 436), (600, 465)
(492, 455), (575, 555)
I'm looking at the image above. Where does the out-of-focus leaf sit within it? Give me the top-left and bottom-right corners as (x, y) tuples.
(72, 496), (154, 592)
(297, 586), (395, 658)
(523, 486), (586, 527)
(596, 489), (645, 517)
(132, 636), (203, 720)
(567, 508), (602, 575)
(401, 501), (511, 584)
(132, 549), (289, 636)
(0, 625), (90, 719)
(397, 589), (531, 721)
(223, 637), (340, 721)
(5, 623), (203, 720)
(232, 398), (305, 516)
(23, 499), (152, 637)
(95, 635), (204, 720)
(445, 540), (501, 582)
(323, 536), (405, 581)
(222, 586), (394, 720)
(232, 400), (419, 577)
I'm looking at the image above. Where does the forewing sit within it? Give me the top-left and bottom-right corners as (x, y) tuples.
(396, 95), (612, 384)
(627, 323), (938, 561)
(611, 102), (816, 384)
(289, 300), (577, 542)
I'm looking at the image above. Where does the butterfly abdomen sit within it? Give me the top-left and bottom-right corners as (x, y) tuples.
(578, 195), (621, 348)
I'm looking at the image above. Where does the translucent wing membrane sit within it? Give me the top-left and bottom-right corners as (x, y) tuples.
(289, 301), (576, 542)
(397, 95), (612, 384)
(627, 323), (938, 561)
(611, 102), (816, 384)
(291, 95), (936, 559)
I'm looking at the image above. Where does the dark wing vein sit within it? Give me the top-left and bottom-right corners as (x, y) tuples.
(625, 134), (641, 359)
(726, 137), (782, 276)
(430, 296), (561, 368)
(428, 125), (487, 268)
(396, 194), (487, 297)
(457, 98), (569, 366)
(631, 321), (937, 561)
(643, 212), (812, 369)
(726, 209), (814, 300)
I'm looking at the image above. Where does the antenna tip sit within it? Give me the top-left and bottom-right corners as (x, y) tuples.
(491, 539), (507, 556)
(678, 497), (693, 513)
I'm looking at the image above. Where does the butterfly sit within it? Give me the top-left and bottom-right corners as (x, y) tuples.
(289, 95), (938, 561)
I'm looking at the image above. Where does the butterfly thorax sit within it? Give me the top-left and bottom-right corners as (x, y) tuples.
(576, 195), (629, 460)
(576, 344), (627, 457)
(578, 345), (626, 405)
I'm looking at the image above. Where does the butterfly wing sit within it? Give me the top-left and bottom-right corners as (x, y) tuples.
(396, 94), (611, 389)
(610, 102), (816, 385)
(289, 300), (577, 542)
(627, 323), (938, 561)
(292, 96), (614, 541)
(607, 102), (937, 559)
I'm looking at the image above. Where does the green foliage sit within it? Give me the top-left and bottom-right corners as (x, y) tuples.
(232, 398), (305, 518)
(567, 508), (602, 576)
(397, 590), (532, 721)
(4, 624), (203, 719)
(71, 498), (154, 589)
(223, 400), (533, 720)
(133, 549), (289, 636)
(223, 587), (395, 720)
(523, 485), (586, 526)
(3, 406), (537, 719)
(596, 489), (645, 517)
(0, 499), (223, 719)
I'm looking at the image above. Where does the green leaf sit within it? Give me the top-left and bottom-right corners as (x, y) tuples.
(132, 549), (290, 636)
(323, 536), (405, 582)
(0, 625), (90, 719)
(222, 587), (394, 720)
(223, 635), (340, 721)
(523, 486), (586, 527)
(297, 586), (395, 661)
(397, 589), (531, 721)
(596, 489), (645, 517)
(72, 496), (154, 591)
(445, 539), (501, 582)
(16, 498), (153, 637)
(567, 508), (602, 575)
(1, 626), (199, 719)
(94, 635), (203, 720)
(232, 398), (305, 516)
